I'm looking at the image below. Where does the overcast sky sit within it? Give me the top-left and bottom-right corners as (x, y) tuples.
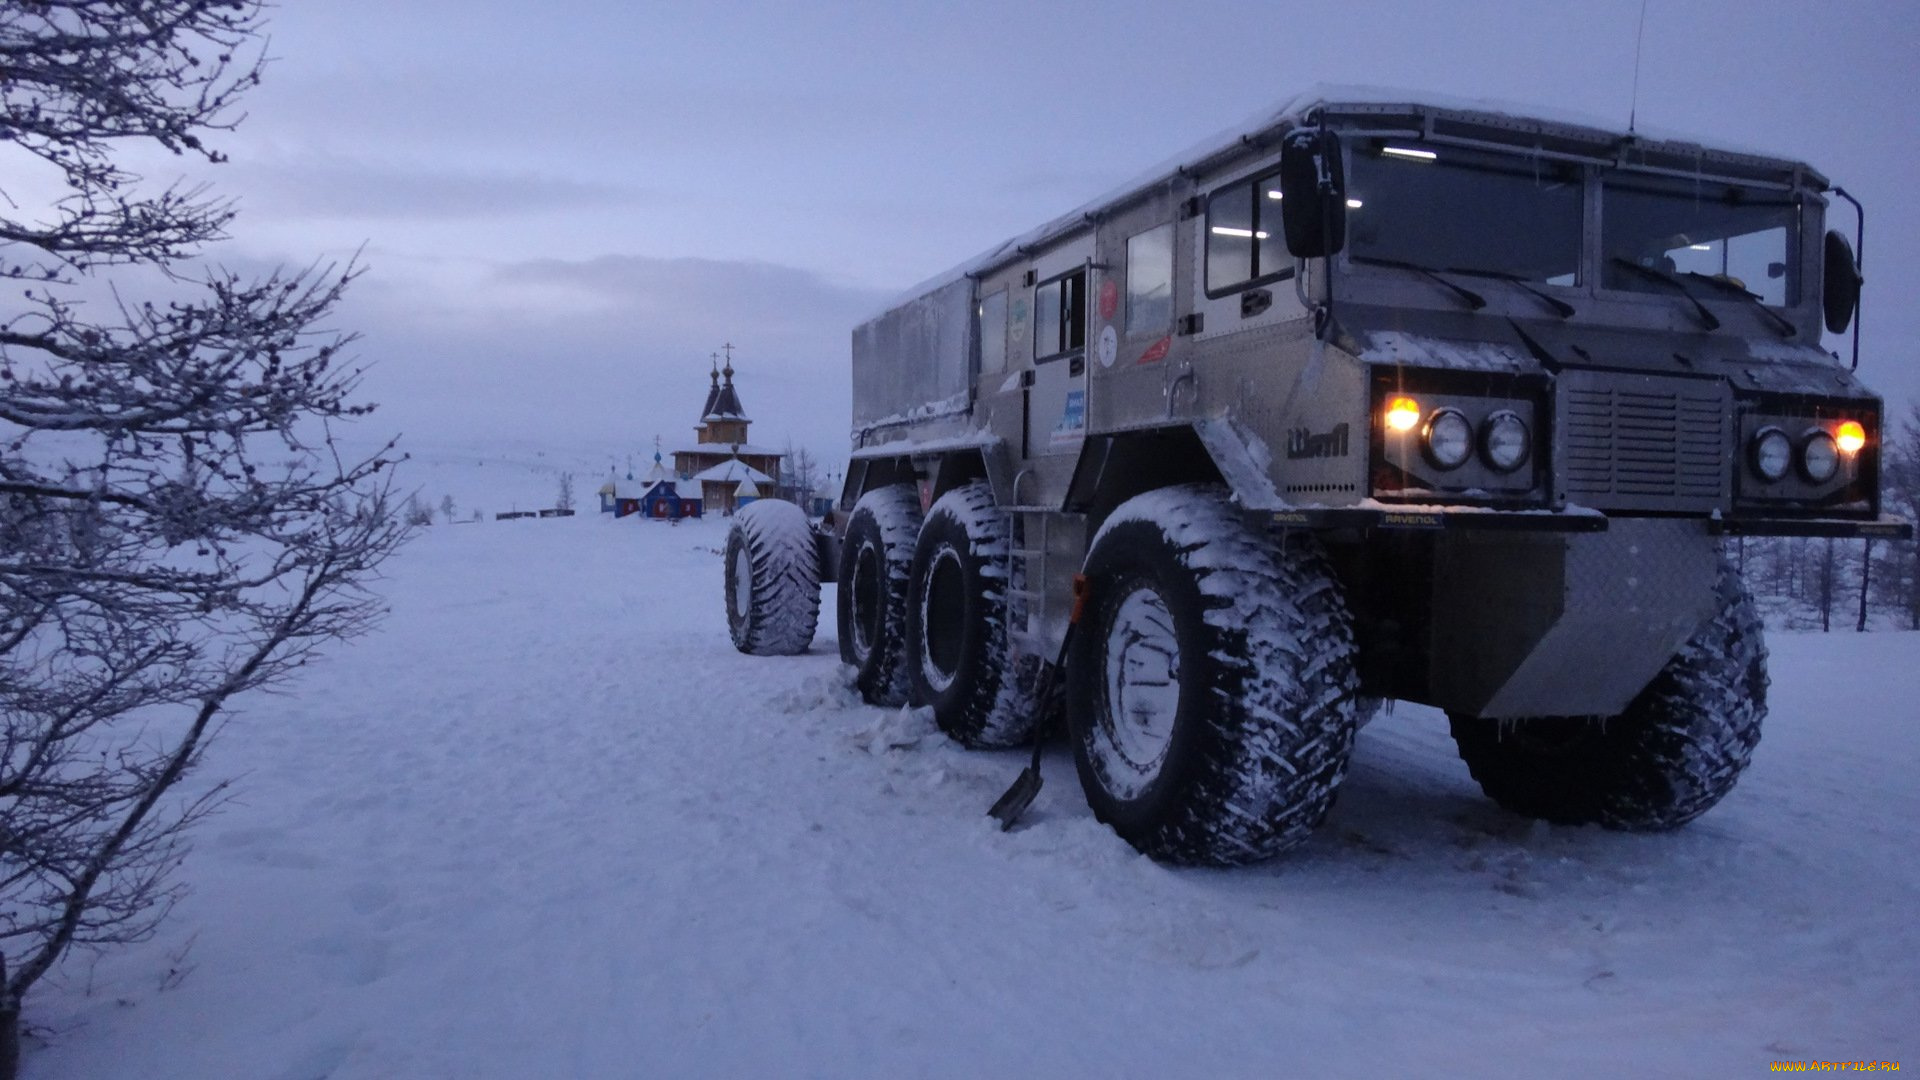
(129, 0), (1920, 474)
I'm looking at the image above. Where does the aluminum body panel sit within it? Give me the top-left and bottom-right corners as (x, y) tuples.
(1428, 518), (1720, 718)
(851, 276), (975, 433)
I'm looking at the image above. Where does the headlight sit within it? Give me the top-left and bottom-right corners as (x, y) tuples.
(1424, 409), (1473, 469)
(1480, 411), (1530, 472)
(1800, 429), (1839, 483)
(1750, 427), (1791, 482)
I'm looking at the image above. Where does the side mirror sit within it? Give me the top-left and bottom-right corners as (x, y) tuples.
(1822, 229), (1861, 334)
(1279, 128), (1347, 259)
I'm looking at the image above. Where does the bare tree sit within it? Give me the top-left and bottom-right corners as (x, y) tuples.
(1815, 537), (1837, 632)
(555, 471), (575, 513)
(403, 493), (436, 528)
(0, 5), (405, 1074)
(1855, 538), (1874, 632)
(1881, 403), (1920, 629)
(439, 494), (457, 524)
(781, 439), (820, 506)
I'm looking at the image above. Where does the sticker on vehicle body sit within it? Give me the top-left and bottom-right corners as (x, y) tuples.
(1051, 389), (1087, 447)
(1097, 325), (1118, 368)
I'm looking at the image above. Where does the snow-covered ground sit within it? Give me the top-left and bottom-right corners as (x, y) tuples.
(25, 510), (1920, 1079)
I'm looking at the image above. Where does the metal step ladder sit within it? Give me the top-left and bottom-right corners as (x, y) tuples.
(997, 468), (1086, 659)
(999, 504), (1087, 660)
(1001, 506), (1050, 656)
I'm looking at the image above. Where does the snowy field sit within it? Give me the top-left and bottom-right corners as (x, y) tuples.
(24, 509), (1920, 1079)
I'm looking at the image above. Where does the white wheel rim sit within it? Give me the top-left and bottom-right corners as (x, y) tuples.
(1099, 584), (1180, 795)
(732, 546), (752, 619)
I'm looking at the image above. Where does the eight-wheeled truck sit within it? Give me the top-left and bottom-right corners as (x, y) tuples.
(724, 89), (1911, 866)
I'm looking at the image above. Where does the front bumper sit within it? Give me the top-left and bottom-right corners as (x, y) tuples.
(1272, 506), (1911, 540)
(1708, 515), (1913, 540)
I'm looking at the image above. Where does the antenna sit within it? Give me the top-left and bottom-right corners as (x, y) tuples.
(1628, 0), (1649, 133)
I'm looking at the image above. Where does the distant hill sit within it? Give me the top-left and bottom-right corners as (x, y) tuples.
(349, 433), (639, 521)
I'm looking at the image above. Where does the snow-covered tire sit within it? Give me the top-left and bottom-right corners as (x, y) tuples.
(724, 499), (821, 656)
(1065, 485), (1360, 866)
(1449, 561), (1768, 830)
(906, 481), (1035, 749)
(836, 485), (923, 706)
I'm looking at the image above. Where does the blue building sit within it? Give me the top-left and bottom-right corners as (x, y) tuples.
(613, 450), (701, 519)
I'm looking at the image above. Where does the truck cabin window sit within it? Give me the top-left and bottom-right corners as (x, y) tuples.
(1601, 178), (1799, 307)
(1034, 268), (1086, 362)
(1126, 224), (1174, 335)
(1205, 172), (1291, 296)
(1346, 143), (1582, 285)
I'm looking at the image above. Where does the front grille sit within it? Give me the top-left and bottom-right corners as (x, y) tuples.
(1556, 371), (1729, 512)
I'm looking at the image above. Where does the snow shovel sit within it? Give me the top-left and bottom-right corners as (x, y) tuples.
(988, 575), (1088, 831)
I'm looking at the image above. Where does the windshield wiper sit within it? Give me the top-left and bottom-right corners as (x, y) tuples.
(1679, 271), (1797, 339)
(1442, 266), (1576, 319)
(1607, 257), (1720, 331)
(1351, 255), (1486, 311)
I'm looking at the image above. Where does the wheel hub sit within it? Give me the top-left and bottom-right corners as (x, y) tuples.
(1099, 584), (1181, 794)
(849, 542), (882, 661)
(920, 544), (965, 691)
(731, 546), (753, 619)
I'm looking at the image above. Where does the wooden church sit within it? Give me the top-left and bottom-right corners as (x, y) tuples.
(600, 347), (783, 520)
(670, 346), (782, 516)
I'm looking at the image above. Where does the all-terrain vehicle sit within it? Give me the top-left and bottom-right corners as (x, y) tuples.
(725, 88), (1910, 866)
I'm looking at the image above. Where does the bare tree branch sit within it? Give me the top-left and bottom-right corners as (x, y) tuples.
(0, 6), (407, 1076)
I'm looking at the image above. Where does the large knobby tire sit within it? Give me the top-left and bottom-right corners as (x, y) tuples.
(836, 485), (923, 706)
(724, 499), (822, 656)
(1066, 485), (1361, 866)
(906, 481), (1036, 748)
(1449, 562), (1768, 830)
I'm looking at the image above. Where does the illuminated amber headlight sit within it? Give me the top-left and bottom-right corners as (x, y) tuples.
(1836, 420), (1867, 455)
(1480, 411), (1530, 472)
(1800, 429), (1839, 483)
(1750, 427), (1791, 482)
(1424, 409), (1473, 469)
(1385, 396), (1422, 433)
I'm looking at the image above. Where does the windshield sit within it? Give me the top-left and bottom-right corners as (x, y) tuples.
(1601, 177), (1799, 306)
(1345, 142), (1582, 285)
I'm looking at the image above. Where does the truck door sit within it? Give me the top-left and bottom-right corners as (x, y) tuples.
(1025, 239), (1096, 461)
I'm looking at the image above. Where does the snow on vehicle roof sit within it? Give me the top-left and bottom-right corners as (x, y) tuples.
(870, 83), (1817, 321)
(848, 428), (999, 460)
